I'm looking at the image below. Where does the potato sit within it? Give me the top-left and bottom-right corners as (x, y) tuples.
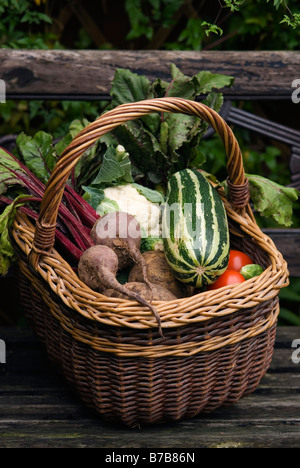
(128, 251), (188, 298)
(104, 282), (177, 301)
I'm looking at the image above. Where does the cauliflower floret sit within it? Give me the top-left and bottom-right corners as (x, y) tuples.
(98, 184), (162, 238)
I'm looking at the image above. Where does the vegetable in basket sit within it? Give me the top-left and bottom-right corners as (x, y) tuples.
(78, 243), (163, 336)
(104, 281), (177, 302)
(80, 143), (165, 248)
(207, 270), (245, 290)
(0, 145), (99, 275)
(227, 249), (253, 271)
(95, 183), (163, 239)
(226, 249), (264, 281)
(206, 249), (264, 289)
(90, 211), (152, 284)
(240, 263), (264, 280)
(128, 250), (188, 298)
(162, 168), (230, 288)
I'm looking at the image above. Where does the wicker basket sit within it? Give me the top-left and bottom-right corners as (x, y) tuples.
(11, 98), (289, 426)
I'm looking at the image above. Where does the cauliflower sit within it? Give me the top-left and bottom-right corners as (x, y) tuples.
(96, 184), (162, 238)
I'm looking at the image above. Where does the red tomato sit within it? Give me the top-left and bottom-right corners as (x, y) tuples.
(207, 270), (245, 290)
(227, 249), (253, 272)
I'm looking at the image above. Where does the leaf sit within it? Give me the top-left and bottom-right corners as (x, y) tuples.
(16, 131), (56, 184)
(166, 113), (195, 158)
(176, 18), (206, 50)
(193, 71), (234, 94)
(203, 92), (224, 114)
(110, 67), (160, 135)
(0, 147), (25, 195)
(113, 119), (166, 180)
(68, 118), (90, 138)
(280, 13), (300, 29)
(91, 145), (133, 186)
(82, 186), (105, 210)
(160, 121), (169, 154)
(150, 78), (169, 98)
(110, 68), (151, 106)
(35, 12), (53, 24)
(270, 0), (284, 10)
(107, 64), (235, 188)
(170, 63), (184, 79)
(188, 147), (207, 169)
(201, 21), (223, 37)
(165, 64), (196, 100)
(223, 0), (244, 12)
(0, 195), (28, 276)
(54, 133), (73, 156)
(246, 174), (299, 227)
(96, 198), (120, 216)
(132, 183), (165, 203)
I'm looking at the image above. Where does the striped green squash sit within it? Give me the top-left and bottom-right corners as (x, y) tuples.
(162, 168), (230, 288)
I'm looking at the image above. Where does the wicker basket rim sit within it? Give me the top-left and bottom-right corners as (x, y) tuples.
(12, 201), (288, 330)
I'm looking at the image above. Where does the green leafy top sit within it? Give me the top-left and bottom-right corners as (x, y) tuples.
(15, 131), (56, 185)
(108, 64), (233, 186)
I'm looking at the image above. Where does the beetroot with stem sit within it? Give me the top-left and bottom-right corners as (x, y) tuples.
(0, 146), (98, 261)
(90, 211), (153, 293)
(78, 244), (163, 336)
(0, 195), (84, 263)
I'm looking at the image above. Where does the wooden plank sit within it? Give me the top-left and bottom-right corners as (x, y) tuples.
(0, 326), (300, 448)
(1, 50), (299, 100)
(0, 417), (300, 448)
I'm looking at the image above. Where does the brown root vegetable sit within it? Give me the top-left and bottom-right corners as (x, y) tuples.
(128, 251), (188, 298)
(90, 211), (153, 293)
(78, 245), (119, 291)
(78, 245), (163, 336)
(104, 282), (177, 302)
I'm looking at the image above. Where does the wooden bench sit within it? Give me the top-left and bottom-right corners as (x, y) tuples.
(0, 325), (299, 449)
(0, 49), (300, 449)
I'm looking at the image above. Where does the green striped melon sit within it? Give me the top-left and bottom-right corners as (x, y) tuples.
(162, 168), (230, 288)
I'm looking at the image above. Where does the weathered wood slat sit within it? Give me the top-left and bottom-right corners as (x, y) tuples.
(1, 50), (299, 100)
(0, 326), (300, 448)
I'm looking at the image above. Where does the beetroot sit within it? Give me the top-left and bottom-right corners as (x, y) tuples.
(78, 244), (163, 336)
(90, 211), (153, 292)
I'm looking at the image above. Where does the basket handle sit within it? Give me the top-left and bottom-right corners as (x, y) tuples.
(28, 97), (250, 269)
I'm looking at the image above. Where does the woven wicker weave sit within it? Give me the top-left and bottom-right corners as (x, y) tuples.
(11, 98), (289, 426)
